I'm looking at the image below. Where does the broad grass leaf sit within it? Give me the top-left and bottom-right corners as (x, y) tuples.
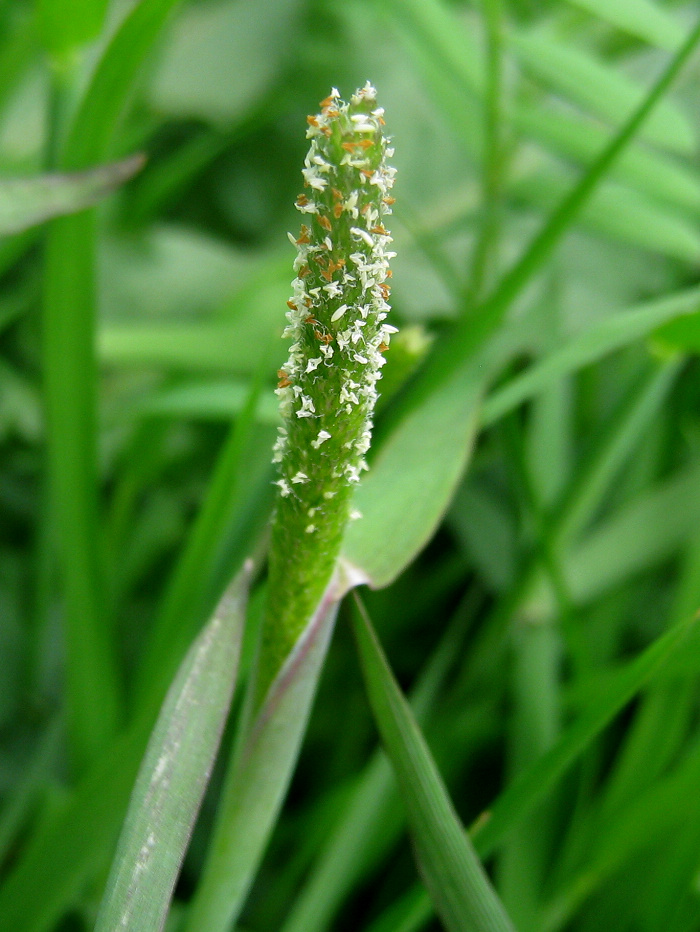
(94, 568), (251, 932)
(0, 155), (142, 236)
(561, 0), (684, 49)
(340, 363), (482, 590)
(352, 594), (516, 932)
(181, 589), (340, 932)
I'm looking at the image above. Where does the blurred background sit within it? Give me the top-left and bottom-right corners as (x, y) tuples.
(4, 0), (700, 930)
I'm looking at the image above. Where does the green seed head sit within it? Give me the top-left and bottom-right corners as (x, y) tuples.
(258, 83), (396, 697)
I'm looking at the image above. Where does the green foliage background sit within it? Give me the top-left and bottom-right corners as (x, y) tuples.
(3, 0), (700, 930)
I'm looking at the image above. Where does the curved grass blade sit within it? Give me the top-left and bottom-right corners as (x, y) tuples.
(351, 593), (516, 932)
(94, 566), (251, 932)
(0, 155), (143, 236)
(356, 601), (700, 932)
(481, 285), (700, 427)
(182, 587), (340, 932)
(340, 363), (482, 590)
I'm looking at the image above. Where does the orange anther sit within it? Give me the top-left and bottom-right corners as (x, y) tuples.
(317, 215), (332, 232)
(333, 202), (343, 219)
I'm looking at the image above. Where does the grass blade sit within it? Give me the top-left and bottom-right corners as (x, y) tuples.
(341, 363), (482, 590)
(94, 566), (251, 932)
(404, 16), (700, 415)
(182, 588), (340, 932)
(0, 155), (143, 235)
(481, 286), (699, 427)
(352, 592), (516, 932)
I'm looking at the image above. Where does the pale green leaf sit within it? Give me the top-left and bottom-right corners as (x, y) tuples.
(94, 567), (251, 932)
(512, 30), (695, 154)
(0, 155), (142, 236)
(561, 0), (685, 50)
(341, 363), (482, 590)
(182, 590), (339, 932)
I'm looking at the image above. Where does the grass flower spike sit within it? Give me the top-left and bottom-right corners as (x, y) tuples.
(259, 83), (396, 695)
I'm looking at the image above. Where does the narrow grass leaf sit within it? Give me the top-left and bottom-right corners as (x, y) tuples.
(0, 155), (143, 235)
(405, 18), (700, 412)
(561, 0), (685, 49)
(511, 30), (694, 154)
(352, 593), (516, 932)
(182, 588), (340, 932)
(472, 610), (700, 859)
(341, 364), (482, 590)
(62, 0), (186, 169)
(481, 285), (700, 426)
(514, 104), (700, 213)
(281, 599), (475, 932)
(133, 366), (275, 714)
(514, 169), (700, 260)
(94, 567), (251, 932)
(135, 379), (280, 423)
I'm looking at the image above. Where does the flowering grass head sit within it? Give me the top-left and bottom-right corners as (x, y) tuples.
(258, 83), (397, 695)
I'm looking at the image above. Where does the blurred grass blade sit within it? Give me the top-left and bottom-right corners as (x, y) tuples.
(182, 588), (340, 932)
(39, 0), (108, 56)
(481, 285), (700, 426)
(561, 0), (684, 50)
(281, 597), (476, 932)
(94, 566), (251, 932)
(341, 363), (482, 589)
(41, 0), (189, 769)
(133, 363), (276, 715)
(472, 610), (700, 859)
(0, 155), (143, 235)
(511, 30), (695, 153)
(352, 593), (516, 932)
(407, 16), (700, 412)
(62, 0), (186, 169)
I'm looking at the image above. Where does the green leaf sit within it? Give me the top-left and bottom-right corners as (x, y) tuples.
(94, 567), (251, 932)
(38, 0), (109, 56)
(514, 104), (700, 214)
(481, 285), (700, 427)
(340, 363), (482, 589)
(473, 611), (700, 860)
(403, 17), (700, 418)
(511, 30), (695, 154)
(351, 593), (516, 932)
(372, 604), (700, 932)
(0, 155), (143, 236)
(281, 601), (475, 932)
(514, 168), (700, 260)
(134, 379), (280, 423)
(182, 589), (340, 932)
(654, 309), (700, 352)
(148, 0), (301, 125)
(561, 0), (685, 50)
(133, 368), (276, 714)
(62, 0), (186, 170)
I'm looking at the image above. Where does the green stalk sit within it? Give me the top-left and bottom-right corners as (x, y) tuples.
(182, 84), (397, 932)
